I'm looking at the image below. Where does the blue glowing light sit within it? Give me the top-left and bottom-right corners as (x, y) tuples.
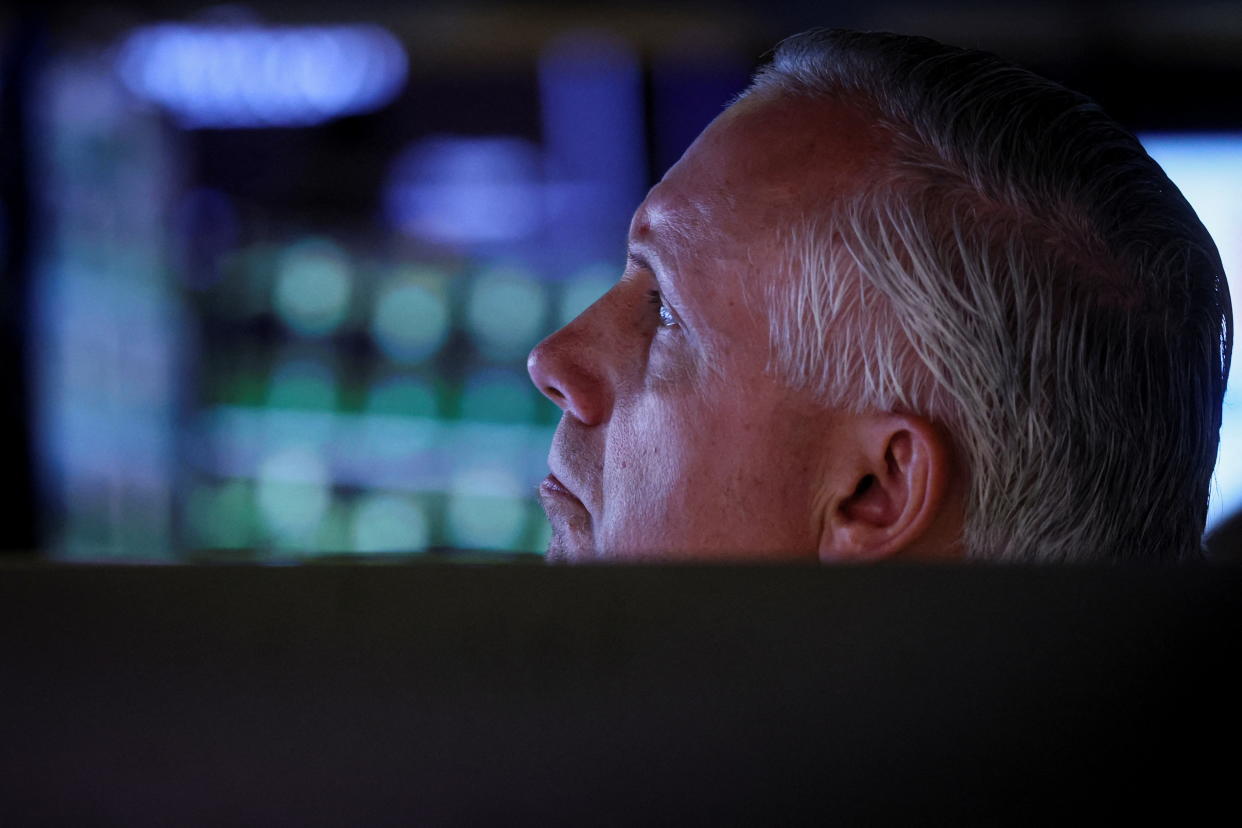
(115, 22), (408, 128)
(384, 137), (543, 245)
(538, 31), (645, 253)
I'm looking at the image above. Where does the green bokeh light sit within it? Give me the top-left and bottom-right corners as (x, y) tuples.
(558, 262), (616, 327)
(466, 265), (547, 361)
(350, 492), (430, 553)
(371, 266), (451, 364)
(273, 237), (353, 337)
(446, 494), (529, 551)
(445, 466), (528, 550)
(255, 446), (332, 549)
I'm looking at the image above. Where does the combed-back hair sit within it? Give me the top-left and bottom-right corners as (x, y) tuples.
(743, 29), (1232, 561)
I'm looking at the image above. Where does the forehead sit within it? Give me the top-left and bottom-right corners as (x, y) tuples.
(632, 92), (890, 240)
(628, 92), (891, 341)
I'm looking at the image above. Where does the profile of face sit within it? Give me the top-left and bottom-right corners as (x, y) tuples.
(527, 92), (963, 563)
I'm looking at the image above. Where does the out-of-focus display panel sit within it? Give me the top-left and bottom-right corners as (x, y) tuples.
(29, 14), (750, 561)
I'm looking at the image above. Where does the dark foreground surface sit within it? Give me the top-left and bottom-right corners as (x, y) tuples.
(2, 562), (1240, 825)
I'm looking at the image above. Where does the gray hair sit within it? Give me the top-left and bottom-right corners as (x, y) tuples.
(744, 29), (1232, 562)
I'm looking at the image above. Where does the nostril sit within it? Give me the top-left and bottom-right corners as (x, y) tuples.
(528, 345), (572, 411)
(527, 330), (606, 424)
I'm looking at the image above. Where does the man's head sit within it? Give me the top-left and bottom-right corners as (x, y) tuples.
(527, 28), (1233, 563)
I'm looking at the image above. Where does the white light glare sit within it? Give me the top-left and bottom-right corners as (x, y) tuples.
(116, 22), (408, 128)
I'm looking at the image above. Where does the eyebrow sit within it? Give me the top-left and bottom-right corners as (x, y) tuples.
(626, 241), (675, 284)
(626, 248), (655, 274)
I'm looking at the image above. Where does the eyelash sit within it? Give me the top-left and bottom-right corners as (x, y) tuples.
(647, 289), (677, 328)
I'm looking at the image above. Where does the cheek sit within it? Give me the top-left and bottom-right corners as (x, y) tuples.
(596, 394), (700, 546)
(598, 390), (804, 550)
(604, 393), (685, 479)
(644, 334), (696, 389)
(609, 379), (830, 553)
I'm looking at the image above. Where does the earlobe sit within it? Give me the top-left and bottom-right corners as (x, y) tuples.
(817, 415), (955, 563)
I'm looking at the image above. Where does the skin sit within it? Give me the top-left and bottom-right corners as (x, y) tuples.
(527, 91), (965, 563)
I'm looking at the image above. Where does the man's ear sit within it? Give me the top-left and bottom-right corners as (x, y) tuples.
(818, 414), (958, 563)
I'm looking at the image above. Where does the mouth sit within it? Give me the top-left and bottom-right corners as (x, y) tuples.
(539, 473), (582, 505)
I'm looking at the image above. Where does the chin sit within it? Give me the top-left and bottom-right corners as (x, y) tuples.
(544, 535), (570, 563)
(544, 527), (593, 564)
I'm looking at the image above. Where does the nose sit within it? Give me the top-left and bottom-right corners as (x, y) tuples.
(527, 318), (611, 427)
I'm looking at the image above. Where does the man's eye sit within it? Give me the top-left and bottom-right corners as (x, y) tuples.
(647, 290), (678, 328)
